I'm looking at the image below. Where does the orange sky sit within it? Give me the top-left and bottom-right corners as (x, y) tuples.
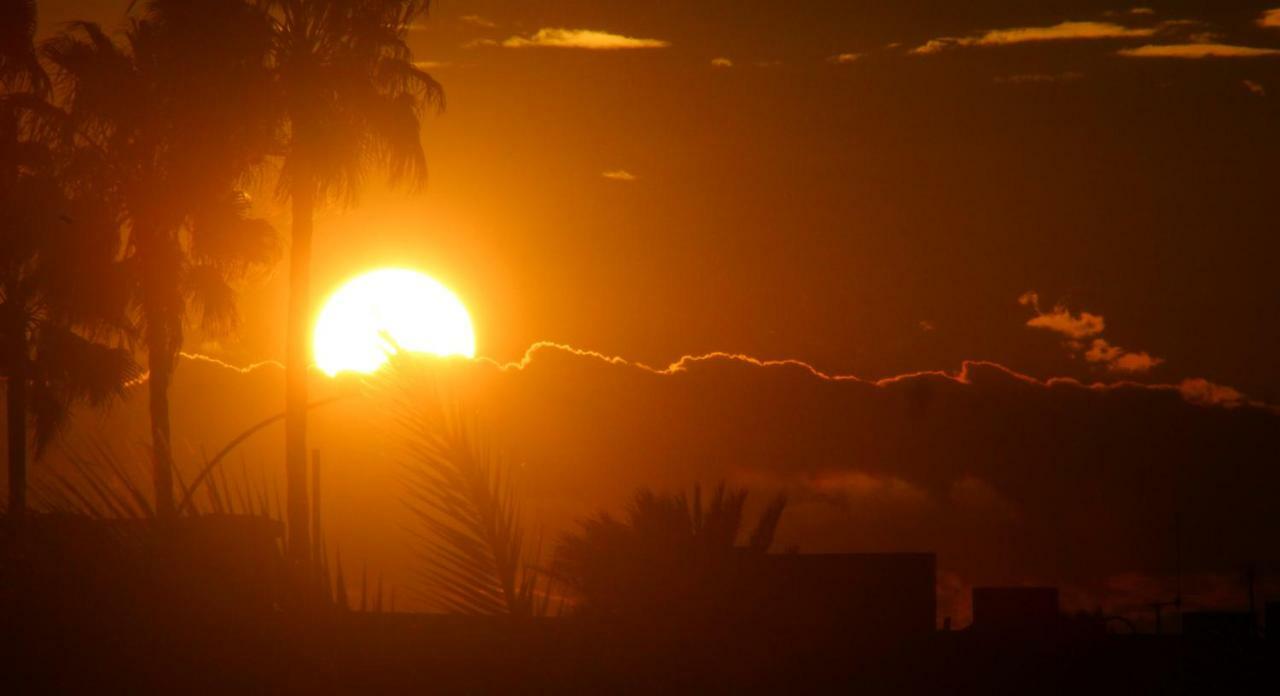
(27, 0), (1280, 617)
(41, 1), (1280, 400)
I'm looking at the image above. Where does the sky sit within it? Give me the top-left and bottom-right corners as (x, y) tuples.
(38, 1), (1280, 398)
(28, 1), (1280, 619)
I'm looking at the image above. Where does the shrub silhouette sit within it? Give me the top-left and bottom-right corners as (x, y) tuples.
(553, 483), (786, 620)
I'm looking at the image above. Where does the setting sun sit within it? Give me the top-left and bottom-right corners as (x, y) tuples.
(313, 269), (476, 376)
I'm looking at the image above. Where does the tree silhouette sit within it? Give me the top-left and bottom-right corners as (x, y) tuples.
(554, 484), (787, 619)
(0, 0), (48, 96)
(42, 1), (277, 518)
(263, 0), (443, 561)
(1, 0), (136, 518)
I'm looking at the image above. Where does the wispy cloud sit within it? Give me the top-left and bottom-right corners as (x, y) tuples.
(602, 170), (637, 182)
(1178, 378), (1247, 407)
(1019, 291), (1104, 339)
(459, 14), (496, 29)
(463, 38), (498, 49)
(1259, 9), (1280, 28)
(503, 28), (670, 50)
(827, 52), (862, 64)
(912, 21), (1154, 54)
(710, 57), (733, 68)
(1106, 7), (1156, 17)
(414, 60), (450, 69)
(1118, 43), (1280, 58)
(995, 71), (1084, 84)
(1245, 79), (1267, 96)
(1019, 292), (1162, 374)
(1084, 339), (1163, 374)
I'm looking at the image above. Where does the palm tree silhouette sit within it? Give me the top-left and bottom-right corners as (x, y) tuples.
(1, 1), (136, 518)
(0, 0), (48, 96)
(554, 484), (787, 618)
(42, 1), (277, 518)
(263, 0), (443, 561)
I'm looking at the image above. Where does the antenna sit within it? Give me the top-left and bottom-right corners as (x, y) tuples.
(1151, 511), (1183, 635)
(1174, 512), (1182, 612)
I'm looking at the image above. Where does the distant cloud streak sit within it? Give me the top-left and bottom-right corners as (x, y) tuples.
(710, 57), (733, 68)
(459, 14), (496, 29)
(827, 52), (862, 64)
(602, 170), (638, 182)
(995, 71), (1084, 84)
(1118, 43), (1280, 58)
(912, 21), (1154, 54)
(503, 28), (670, 50)
(1259, 9), (1280, 28)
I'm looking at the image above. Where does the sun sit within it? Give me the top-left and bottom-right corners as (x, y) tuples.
(313, 268), (476, 376)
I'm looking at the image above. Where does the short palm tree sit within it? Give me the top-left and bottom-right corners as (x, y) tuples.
(554, 484), (788, 618)
(262, 0), (443, 560)
(42, 0), (277, 518)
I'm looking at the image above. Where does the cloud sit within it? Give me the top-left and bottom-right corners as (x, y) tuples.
(463, 38), (498, 49)
(827, 52), (862, 64)
(1019, 291), (1162, 373)
(502, 28), (670, 50)
(1178, 378), (1248, 408)
(1084, 339), (1163, 373)
(55, 340), (1279, 617)
(1105, 7), (1156, 17)
(1118, 43), (1280, 58)
(1260, 9), (1280, 28)
(1245, 79), (1267, 96)
(994, 71), (1084, 84)
(1018, 291), (1105, 339)
(602, 170), (637, 182)
(710, 57), (733, 68)
(912, 21), (1154, 54)
(459, 14), (496, 29)
(413, 60), (450, 69)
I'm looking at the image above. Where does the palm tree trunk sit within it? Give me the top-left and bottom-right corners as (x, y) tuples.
(147, 332), (176, 520)
(285, 173), (315, 562)
(5, 331), (27, 519)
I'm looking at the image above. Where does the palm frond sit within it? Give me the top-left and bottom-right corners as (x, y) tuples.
(374, 354), (541, 616)
(553, 482), (788, 616)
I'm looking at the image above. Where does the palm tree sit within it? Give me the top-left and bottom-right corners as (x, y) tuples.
(262, 0), (443, 561)
(2, 1), (136, 518)
(553, 484), (787, 618)
(42, 1), (277, 519)
(0, 179), (138, 518)
(0, 0), (48, 96)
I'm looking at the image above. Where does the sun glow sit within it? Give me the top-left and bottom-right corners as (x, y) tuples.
(313, 269), (476, 376)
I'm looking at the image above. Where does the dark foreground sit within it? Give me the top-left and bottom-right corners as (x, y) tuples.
(4, 612), (1277, 694)
(2, 515), (1275, 693)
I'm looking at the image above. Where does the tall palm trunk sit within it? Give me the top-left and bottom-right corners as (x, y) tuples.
(147, 325), (176, 519)
(5, 311), (27, 518)
(139, 232), (177, 520)
(285, 172), (314, 561)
